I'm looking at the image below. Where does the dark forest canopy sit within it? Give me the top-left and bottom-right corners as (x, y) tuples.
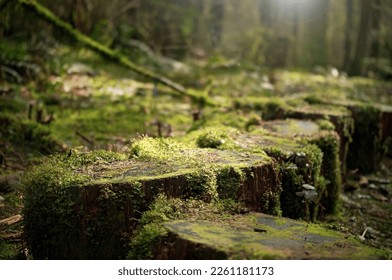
(1, 0), (391, 78)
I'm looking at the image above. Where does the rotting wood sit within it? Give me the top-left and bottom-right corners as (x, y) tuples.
(16, 0), (216, 106)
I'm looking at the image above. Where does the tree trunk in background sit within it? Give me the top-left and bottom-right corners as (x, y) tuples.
(343, 0), (353, 71)
(210, 0), (224, 48)
(307, 0), (330, 67)
(350, 0), (371, 75)
(370, 0), (381, 58)
(259, 0), (272, 28)
(290, 3), (299, 67)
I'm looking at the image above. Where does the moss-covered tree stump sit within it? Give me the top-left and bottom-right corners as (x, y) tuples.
(22, 138), (282, 259)
(257, 119), (342, 216)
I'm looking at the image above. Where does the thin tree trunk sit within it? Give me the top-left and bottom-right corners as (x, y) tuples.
(370, 0), (381, 58)
(343, 0), (353, 71)
(350, 0), (371, 75)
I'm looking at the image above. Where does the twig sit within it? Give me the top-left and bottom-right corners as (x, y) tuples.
(75, 131), (94, 146)
(0, 214), (23, 229)
(359, 228), (368, 241)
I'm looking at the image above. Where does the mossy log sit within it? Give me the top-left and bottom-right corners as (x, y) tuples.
(16, 0), (214, 106)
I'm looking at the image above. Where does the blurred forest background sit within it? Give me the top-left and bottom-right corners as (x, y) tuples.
(1, 0), (392, 79)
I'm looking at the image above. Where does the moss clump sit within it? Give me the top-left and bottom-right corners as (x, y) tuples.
(129, 136), (187, 162)
(316, 119), (336, 131)
(64, 148), (128, 168)
(233, 97), (287, 120)
(21, 150), (142, 259)
(185, 168), (218, 201)
(196, 127), (237, 149)
(309, 132), (341, 216)
(127, 194), (188, 260)
(216, 166), (245, 199)
(22, 159), (87, 259)
(276, 144), (323, 220)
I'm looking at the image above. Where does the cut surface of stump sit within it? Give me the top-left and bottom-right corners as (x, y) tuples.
(157, 213), (387, 260)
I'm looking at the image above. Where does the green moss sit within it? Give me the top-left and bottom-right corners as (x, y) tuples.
(216, 166), (245, 199)
(21, 150), (151, 259)
(22, 159), (87, 259)
(309, 132), (341, 216)
(197, 130), (226, 148)
(127, 195), (251, 259)
(278, 144), (323, 220)
(161, 214), (387, 259)
(64, 148), (128, 168)
(233, 97), (288, 120)
(0, 113), (62, 155)
(196, 127), (237, 149)
(129, 136), (188, 163)
(0, 96), (26, 113)
(316, 119), (336, 131)
(185, 168), (218, 201)
(127, 195), (195, 260)
(128, 222), (168, 259)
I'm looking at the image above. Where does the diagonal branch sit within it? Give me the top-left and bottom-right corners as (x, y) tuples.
(16, 0), (215, 106)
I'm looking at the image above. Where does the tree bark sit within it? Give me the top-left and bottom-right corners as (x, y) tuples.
(350, 0), (371, 75)
(16, 0), (214, 106)
(343, 0), (353, 71)
(369, 0), (381, 58)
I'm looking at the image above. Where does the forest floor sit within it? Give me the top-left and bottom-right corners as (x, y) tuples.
(1, 46), (392, 259)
